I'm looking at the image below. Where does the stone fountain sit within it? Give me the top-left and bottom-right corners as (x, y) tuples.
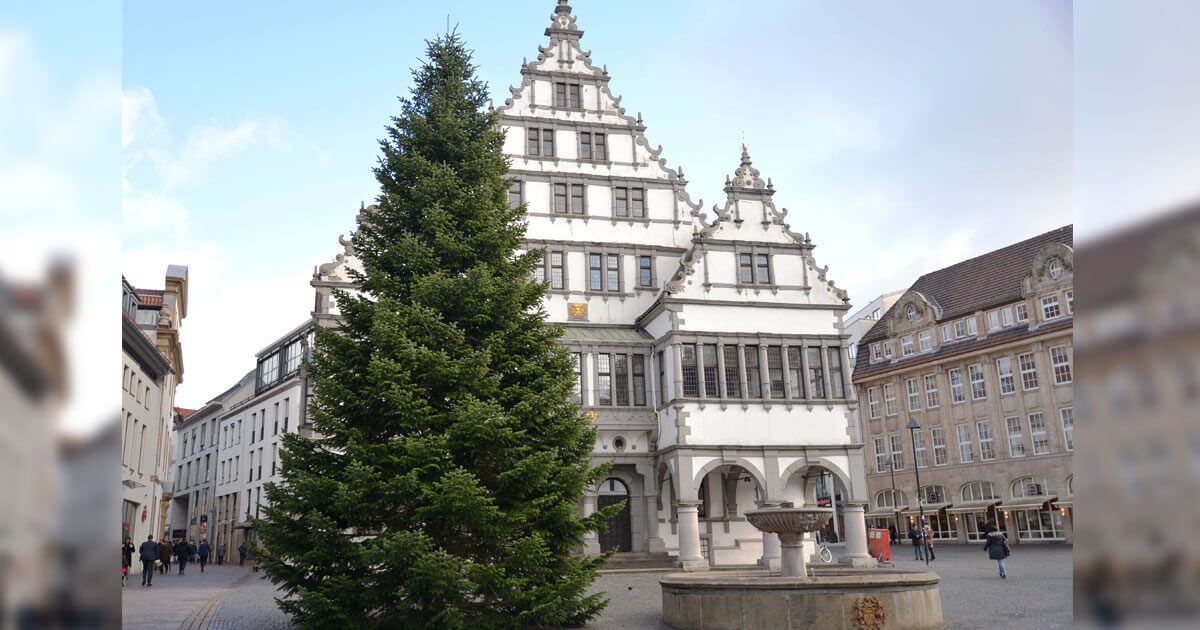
(659, 504), (944, 629)
(743, 504), (832, 578)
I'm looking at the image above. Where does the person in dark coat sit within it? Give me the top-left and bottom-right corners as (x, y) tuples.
(137, 535), (159, 586)
(888, 524), (899, 544)
(909, 525), (925, 560)
(121, 537), (134, 572)
(158, 539), (171, 574)
(982, 521), (1010, 578)
(216, 543), (225, 566)
(189, 539), (198, 563)
(238, 542), (247, 566)
(174, 539), (190, 575)
(198, 539), (211, 572)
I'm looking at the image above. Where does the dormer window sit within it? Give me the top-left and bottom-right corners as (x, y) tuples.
(906, 305), (918, 322)
(1048, 258), (1063, 280)
(871, 343), (883, 361)
(1041, 296), (1062, 320)
(901, 335), (914, 356)
(918, 330), (933, 352)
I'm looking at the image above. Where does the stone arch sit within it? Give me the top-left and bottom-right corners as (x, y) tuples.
(780, 457), (853, 496)
(691, 457), (767, 497)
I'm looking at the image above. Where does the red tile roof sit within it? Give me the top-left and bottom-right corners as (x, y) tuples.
(175, 407), (197, 418)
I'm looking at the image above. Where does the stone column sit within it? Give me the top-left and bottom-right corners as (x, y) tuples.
(645, 494), (665, 553)
(716, 342), (728, 399)
(674, 501), (708, 571)
(582, 494), (601, 555)
(779, 532), (807, 577)
(756, 500), (783, 570)
(840, 502), (874, 567)
(758, 345), (771, 398)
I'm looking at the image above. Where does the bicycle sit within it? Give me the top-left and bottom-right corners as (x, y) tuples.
(816, 541), (834, 564)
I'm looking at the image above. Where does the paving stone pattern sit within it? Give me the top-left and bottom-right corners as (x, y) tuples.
(124, 545), (1072, 628)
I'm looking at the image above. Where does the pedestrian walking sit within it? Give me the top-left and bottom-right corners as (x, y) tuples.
(198, 539), (211, 572)
(238, 542), (247, 567)
(922, 523), (936, 561)
(888, 524), (898, 544)
(158, 539), (171, 574)
(189, 539), (198, 563)
(216, 544), (225, 566)
(909, 525), (925, 560)
(174, 539), (190, 575)
(982, 521), (1010, 578)
(137, 535), (158, 586)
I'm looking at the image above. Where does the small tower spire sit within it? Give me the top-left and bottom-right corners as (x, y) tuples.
(546, 0), (583, 39)
(725, 142), (773, 194)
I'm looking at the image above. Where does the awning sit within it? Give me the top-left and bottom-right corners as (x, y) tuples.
(999, 496), (1057, 511)
(947, 499), (1000, 514)
(901, 502), (953, 516)
(866, 507), (900, 518)
(1053, 498), (1073, 508)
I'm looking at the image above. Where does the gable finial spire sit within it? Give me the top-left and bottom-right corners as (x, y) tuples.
(547, 0), (583, 39)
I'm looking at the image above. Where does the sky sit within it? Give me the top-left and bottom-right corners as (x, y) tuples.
(9, 1), (1198, 431)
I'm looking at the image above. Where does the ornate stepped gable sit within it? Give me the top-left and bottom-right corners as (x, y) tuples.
(315, 0), (848, 316)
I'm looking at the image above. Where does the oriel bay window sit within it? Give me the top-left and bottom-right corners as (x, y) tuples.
(578, 131), (607, 160)
(807, 347), (825, 398)
(702, 344), (720, 397)
(766, 346), (785, 398)
(744, 345), (762, 397)
(614, 354), (630, 405)
(723, 346), (741, 397)
(592, 352), (649, 407)
(553, 182), (585, 214)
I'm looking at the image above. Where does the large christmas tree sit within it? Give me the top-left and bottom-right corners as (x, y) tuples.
(255, 32), (614, 628)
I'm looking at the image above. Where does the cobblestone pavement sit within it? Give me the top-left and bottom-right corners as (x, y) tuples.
(125, 545), (1071, 628)
(121, 561), (250, 630)
(587, 544), (1073, 629)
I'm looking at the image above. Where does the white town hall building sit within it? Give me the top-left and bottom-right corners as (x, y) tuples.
(312, 0), (873, 570)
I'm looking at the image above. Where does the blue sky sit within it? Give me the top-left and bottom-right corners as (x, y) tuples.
(119, 0), (1077, 409)
(25, 1), (1200, 430)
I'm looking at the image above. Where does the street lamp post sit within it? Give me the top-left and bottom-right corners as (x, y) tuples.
(907, 416), (930, 566)
(887, 459), (901, 540)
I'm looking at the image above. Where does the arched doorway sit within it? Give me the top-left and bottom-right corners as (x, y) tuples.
(598, 478), (632, 552)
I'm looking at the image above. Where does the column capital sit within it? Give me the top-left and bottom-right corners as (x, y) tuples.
(673, 500), (702, 511)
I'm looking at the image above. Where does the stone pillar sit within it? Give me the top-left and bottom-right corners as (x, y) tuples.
(779, 532), (807, 577)
(582, 494), (601, 555)
(645, 494), (665, 553)
(674, 501), (708, 571)
(716, 342), (728, 399)
(757, 501), (783, 570)
(840, 502), (874, 567)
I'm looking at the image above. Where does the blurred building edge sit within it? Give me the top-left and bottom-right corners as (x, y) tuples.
(0, 260), (72, 626)
(1075, 201), (1200, 622)
(120, 266), (187, 578)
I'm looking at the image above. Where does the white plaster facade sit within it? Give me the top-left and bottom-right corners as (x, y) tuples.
(313, 1), (871, 569)
(121, 267), (187, 573)
(210, 322), (311, 562)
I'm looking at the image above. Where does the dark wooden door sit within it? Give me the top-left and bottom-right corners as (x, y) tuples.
(598, 478), (632, 552)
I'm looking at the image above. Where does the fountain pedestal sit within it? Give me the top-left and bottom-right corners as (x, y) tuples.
(743, 506), (832, 578)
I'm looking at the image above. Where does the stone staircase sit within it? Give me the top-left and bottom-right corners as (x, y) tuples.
(599, 552), (677, 572)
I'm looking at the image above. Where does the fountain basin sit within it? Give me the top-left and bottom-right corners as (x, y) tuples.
(743, 506), (833, 536)
(660, 566), (943, 629)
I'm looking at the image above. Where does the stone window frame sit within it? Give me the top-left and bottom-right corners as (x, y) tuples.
(930, 427), (948, 465)
(882, 382), (898, 417)
(553, 80), (583, 109)
(588, 349), (651, 409)
(577, 130), (609, 162)
(526, 125), (556, 158)
(917, 330), (933, 353)
(905, 377), (921, 412)
(889, 434), (906, 470)
(612, 185), (648, 220)
(977, 420), (997, 460)
(1015, 303), (1029, 322)
(1005, 415), (1026, 457)
(968, 363), (987, 400)
(873, 437), (888, 473)
(1049, 345), (1072, 385)
(536, 249), (569, 291)
(1059, 406), (1074, 451)
(961, 480), (998, 502)
(923, 373), (940, 408)
(507, 179), (524, 209)
(956, 423), (976, 463)
(585, 251), (623, 293)
(734, 245), (775, 287)
(550, 179), (587, 216)
(1028, 411), (1051, 455)
(1041, 295), (1062, 321)
(912, 429), (928, 468)
(866, 386), (881, 420)
(635, 254), (656, 289)
(900, 335), (914, 356)
(947, 367), (966, 404)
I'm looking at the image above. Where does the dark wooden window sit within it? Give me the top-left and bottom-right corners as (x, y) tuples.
(597, 353), (612, 405)
(744, 345), (762, 398)
(807, 347), (826, 398)
(723, 346), (741, 397)
(681, 344), (699, 397)
(507, 180), (523, 208)
(549, 251), (565, 289)
(527, 127), (554, 157)
(702, 344), (719, 397)
(632, 355), (647, 406)
(637, 255), (653, 287)
(555, 81), (582, 108)
(767, 346), (785, 399)
(738, 253), (754, 284)
(614, 354), (630, 406)
(579, 131), (606, 160)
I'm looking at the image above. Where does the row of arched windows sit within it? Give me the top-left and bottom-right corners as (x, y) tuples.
(875, 475), (1073, 508)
